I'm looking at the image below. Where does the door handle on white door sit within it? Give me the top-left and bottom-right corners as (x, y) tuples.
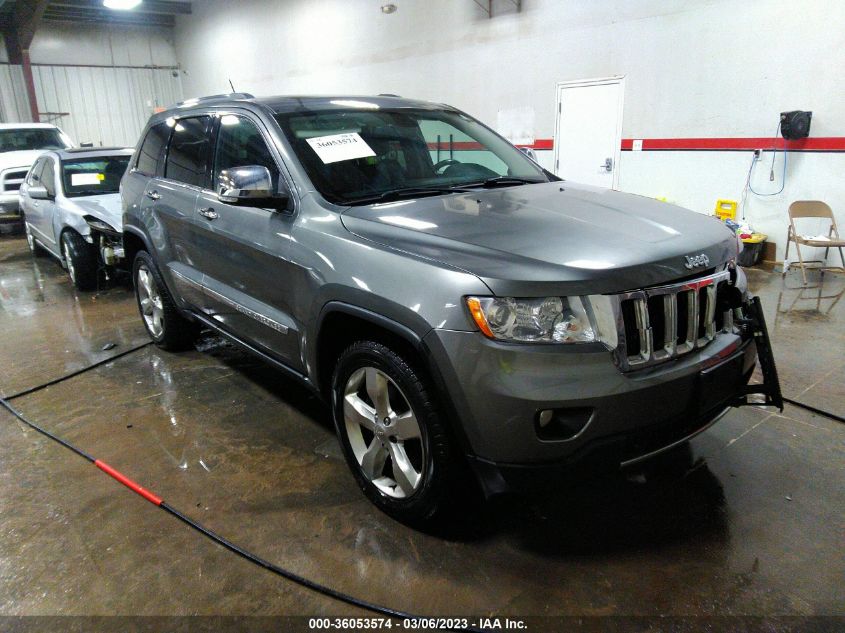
(198, 207), (218, 220)
(146, 190), (161, 200)
(600, 158), (613, 172)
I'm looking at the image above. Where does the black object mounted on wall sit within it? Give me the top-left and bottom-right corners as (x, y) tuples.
(780, 111), (812, 139)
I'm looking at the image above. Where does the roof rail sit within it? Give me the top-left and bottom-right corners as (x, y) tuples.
(174, 92), (255, 107)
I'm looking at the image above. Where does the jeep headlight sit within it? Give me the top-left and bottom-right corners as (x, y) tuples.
(466, 295), (617, 348)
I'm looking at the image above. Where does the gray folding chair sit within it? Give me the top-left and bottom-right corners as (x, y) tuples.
(784, 201), (845, 285)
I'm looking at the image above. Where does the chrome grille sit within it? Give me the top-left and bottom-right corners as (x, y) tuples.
(1, 168), (29, 193)
(612, 270), (732, 371)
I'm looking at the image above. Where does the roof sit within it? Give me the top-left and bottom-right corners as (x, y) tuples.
(52, 148), (135, 160)
(155, 94), (450, 121)
(0, 123), (62, 130)
(257, 95), (450, 114)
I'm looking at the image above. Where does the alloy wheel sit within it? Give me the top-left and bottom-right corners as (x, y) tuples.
(136, 263), (164, 338)
(343, 366), (425, 498)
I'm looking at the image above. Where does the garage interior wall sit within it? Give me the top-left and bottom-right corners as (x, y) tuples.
(173, 0), (845, 261)
(0, 22), (183, 147)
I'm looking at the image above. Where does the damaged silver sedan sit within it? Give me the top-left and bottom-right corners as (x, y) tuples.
(18, 147), (132, 290)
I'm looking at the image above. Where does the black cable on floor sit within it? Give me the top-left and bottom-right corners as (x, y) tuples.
(2, 337), (840, 627)
(0, 397), (95, 462)
(0, 394), (486, 632)
(782, 397), (845, 424)
(4, 341), (153, 401)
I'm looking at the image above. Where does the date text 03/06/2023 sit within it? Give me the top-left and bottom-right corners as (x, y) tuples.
(307, 617), (528, 630)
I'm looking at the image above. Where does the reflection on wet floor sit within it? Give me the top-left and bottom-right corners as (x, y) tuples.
(1, 235), (844, 618)
(0, 238), (149, 398)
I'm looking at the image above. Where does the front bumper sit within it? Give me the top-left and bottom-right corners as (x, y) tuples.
(0, 195), (22, 225)
(423, 297), (780, 492)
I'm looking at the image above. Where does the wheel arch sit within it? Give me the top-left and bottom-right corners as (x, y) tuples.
(314, 302), (473, 454)
(58, 225), (86, 265)
(122, 225), (151, 266)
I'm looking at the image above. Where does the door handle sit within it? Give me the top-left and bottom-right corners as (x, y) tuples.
(600, 158), (613, 172)
(146, 190), (161, 200)
(198, 207), (219, 220)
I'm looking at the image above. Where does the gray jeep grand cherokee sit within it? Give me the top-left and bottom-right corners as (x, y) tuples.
(122, 94), (781, 523)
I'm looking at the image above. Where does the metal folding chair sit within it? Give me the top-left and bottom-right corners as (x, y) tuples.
(783, 201), (845, 285)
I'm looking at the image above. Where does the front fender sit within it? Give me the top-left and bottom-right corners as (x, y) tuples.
(56, 207), (92, 243)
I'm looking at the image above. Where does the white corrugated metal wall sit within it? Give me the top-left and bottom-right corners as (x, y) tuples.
(0, 63), (183, 147)
(0, 64), (30, 124)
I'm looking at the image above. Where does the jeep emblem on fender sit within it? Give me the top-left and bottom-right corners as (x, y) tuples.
(684, 253), (710, 269)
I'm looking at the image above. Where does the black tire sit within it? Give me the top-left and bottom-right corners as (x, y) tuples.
(23, 216), (47, 257)
(331, 340), (455, 525)
(61, 230), (98, 290)
(132, 250), (198, 351)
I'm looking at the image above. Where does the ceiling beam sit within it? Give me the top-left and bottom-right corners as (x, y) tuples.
(12, 0), (49, 49)
(43, 6), (176, 27)
(1, 0), (50, 121)
(50, 0), (191, 15)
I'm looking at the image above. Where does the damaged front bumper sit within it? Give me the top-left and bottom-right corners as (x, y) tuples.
(433, 294), (783, 496)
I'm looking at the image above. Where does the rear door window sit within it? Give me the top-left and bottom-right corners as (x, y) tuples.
(136, 122), (170, 176)
(165, 116), (212, 188)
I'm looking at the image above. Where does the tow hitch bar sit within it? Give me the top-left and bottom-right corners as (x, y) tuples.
(733, 296), (784, 411)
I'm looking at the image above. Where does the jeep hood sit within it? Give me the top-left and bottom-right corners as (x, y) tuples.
(71, 194), (122, 231)
(340, 181), (738, 295)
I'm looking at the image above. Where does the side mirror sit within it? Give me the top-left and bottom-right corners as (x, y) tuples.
(28, 185), (50, 200)
(217, 165), (289, 210)
(518, 147), (539, 162)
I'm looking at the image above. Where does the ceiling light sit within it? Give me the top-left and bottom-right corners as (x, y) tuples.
(103, 0), (143, 10)
(381, 3), (397, 14)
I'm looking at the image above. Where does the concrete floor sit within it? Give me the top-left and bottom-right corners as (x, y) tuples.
(0, 235), (843, 625)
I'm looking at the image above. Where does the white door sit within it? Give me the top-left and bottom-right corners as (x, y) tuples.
(553, 77), (624, 188)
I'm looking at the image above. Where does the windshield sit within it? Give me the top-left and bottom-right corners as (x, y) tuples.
(274, 107), (549, 205)
(60, 156), (130, 198)
(0, 128), (70, 153)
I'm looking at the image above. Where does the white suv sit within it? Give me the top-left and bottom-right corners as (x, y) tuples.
(0, 123), (73, 232)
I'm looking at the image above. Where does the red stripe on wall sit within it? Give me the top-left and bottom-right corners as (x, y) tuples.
(427, 137), (845, 153)
(517, 139), (554, 150)
(426, 139), (555, 151)
(621, 137), (845, 152)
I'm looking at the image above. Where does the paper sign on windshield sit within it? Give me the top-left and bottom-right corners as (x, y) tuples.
(306, 132), (375, 164)
(71, 173), (104, 186)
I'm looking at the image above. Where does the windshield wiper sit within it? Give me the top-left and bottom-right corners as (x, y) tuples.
(70, 190), (113, 197)
(463, 176), (545, 189)
(348, 186), (471, 206)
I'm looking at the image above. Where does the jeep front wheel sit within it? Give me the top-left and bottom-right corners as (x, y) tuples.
(133, 251), (198, 350)
(332, 340), (454, 524)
